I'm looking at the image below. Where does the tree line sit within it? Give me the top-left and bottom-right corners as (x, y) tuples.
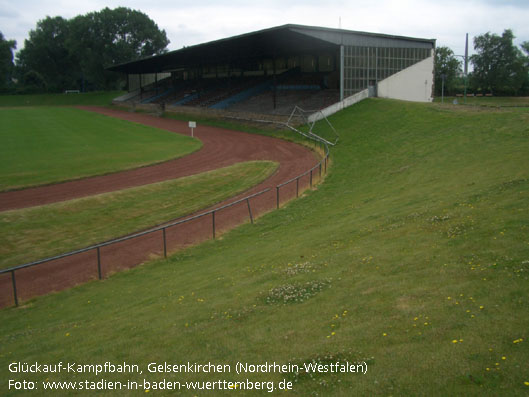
(0, 7), (169, 93)
(1, 12), (528, 96)
(435, 29), (529, 96)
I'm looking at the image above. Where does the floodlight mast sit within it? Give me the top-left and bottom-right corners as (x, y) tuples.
(464, 33), (468, 103)
(441, 73), (446, 103)
(454, 33), (469, 104)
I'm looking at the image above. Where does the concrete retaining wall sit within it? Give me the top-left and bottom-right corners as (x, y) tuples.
(308, 89), (368, 123)
(113, 90), (140, 102)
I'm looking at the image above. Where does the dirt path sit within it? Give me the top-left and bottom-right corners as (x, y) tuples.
(0, 106), (320, 307)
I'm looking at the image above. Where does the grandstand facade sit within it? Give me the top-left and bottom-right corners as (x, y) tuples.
(108, 24), (436, 118)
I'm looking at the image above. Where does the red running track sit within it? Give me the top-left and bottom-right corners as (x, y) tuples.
(0, 106), (322, 307)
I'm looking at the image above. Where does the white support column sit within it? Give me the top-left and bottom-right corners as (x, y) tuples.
(340, 45), (344, 101)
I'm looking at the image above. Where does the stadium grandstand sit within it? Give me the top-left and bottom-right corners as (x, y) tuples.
(108, 24), (436, 121)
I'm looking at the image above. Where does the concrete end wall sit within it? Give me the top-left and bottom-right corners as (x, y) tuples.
(377, 56), (434, 102)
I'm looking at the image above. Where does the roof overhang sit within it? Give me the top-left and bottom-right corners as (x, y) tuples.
(108, 24), (435, 74)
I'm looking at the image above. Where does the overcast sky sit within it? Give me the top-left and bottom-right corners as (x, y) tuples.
(1, 0), (528, 58)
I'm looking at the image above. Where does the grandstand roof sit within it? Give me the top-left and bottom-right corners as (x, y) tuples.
(108, 24), (436, 74)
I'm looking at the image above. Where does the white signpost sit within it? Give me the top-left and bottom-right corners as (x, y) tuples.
(188, 121), (196, 137)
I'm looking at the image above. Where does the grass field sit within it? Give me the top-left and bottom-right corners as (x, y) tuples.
(434, 95), (529, 107)
(0, 161), (278, 269)
(0, 91), (124, 107)
(0, 107), (201, 191)
(1, 99), (529, 396)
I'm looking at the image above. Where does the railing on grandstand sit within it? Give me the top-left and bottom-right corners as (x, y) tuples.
(0, 140), (330, 308)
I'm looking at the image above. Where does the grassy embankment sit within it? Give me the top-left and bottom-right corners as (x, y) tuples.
(1, 99), (528, 396)
(434, 95), (529, 107)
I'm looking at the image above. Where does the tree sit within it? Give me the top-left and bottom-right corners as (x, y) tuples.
(0, 32), (17, 91)
(470, 29), (529, 95)
(519, 41), (529, 95)
(21, 70), (48, 93)
(523, 42), (529, 57)
(16, 16), (78, 92)
(434, 46), (462, 96)
(15, 7), (169, 92)
(522, 41), (529, 69)
(68, 7), (169, 90)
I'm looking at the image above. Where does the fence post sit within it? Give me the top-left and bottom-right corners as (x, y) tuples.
(276, 186), (280, 209)
(246, 199), (254, 224)
(162, 228), (167, 258)
(11, 270), (18, 307)
(310, 169), (313, 188)
(212, 211), (216, 239)
(96, 247), (102, 280)
(296, 177), (299, 198)
(319, 163), (322, 178)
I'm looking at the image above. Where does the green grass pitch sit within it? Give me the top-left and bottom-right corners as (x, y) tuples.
(0, 107), (201, 191)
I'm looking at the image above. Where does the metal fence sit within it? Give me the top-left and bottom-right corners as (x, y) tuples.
(0, 141), (329, 308)
(276, 155), (328, 208)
